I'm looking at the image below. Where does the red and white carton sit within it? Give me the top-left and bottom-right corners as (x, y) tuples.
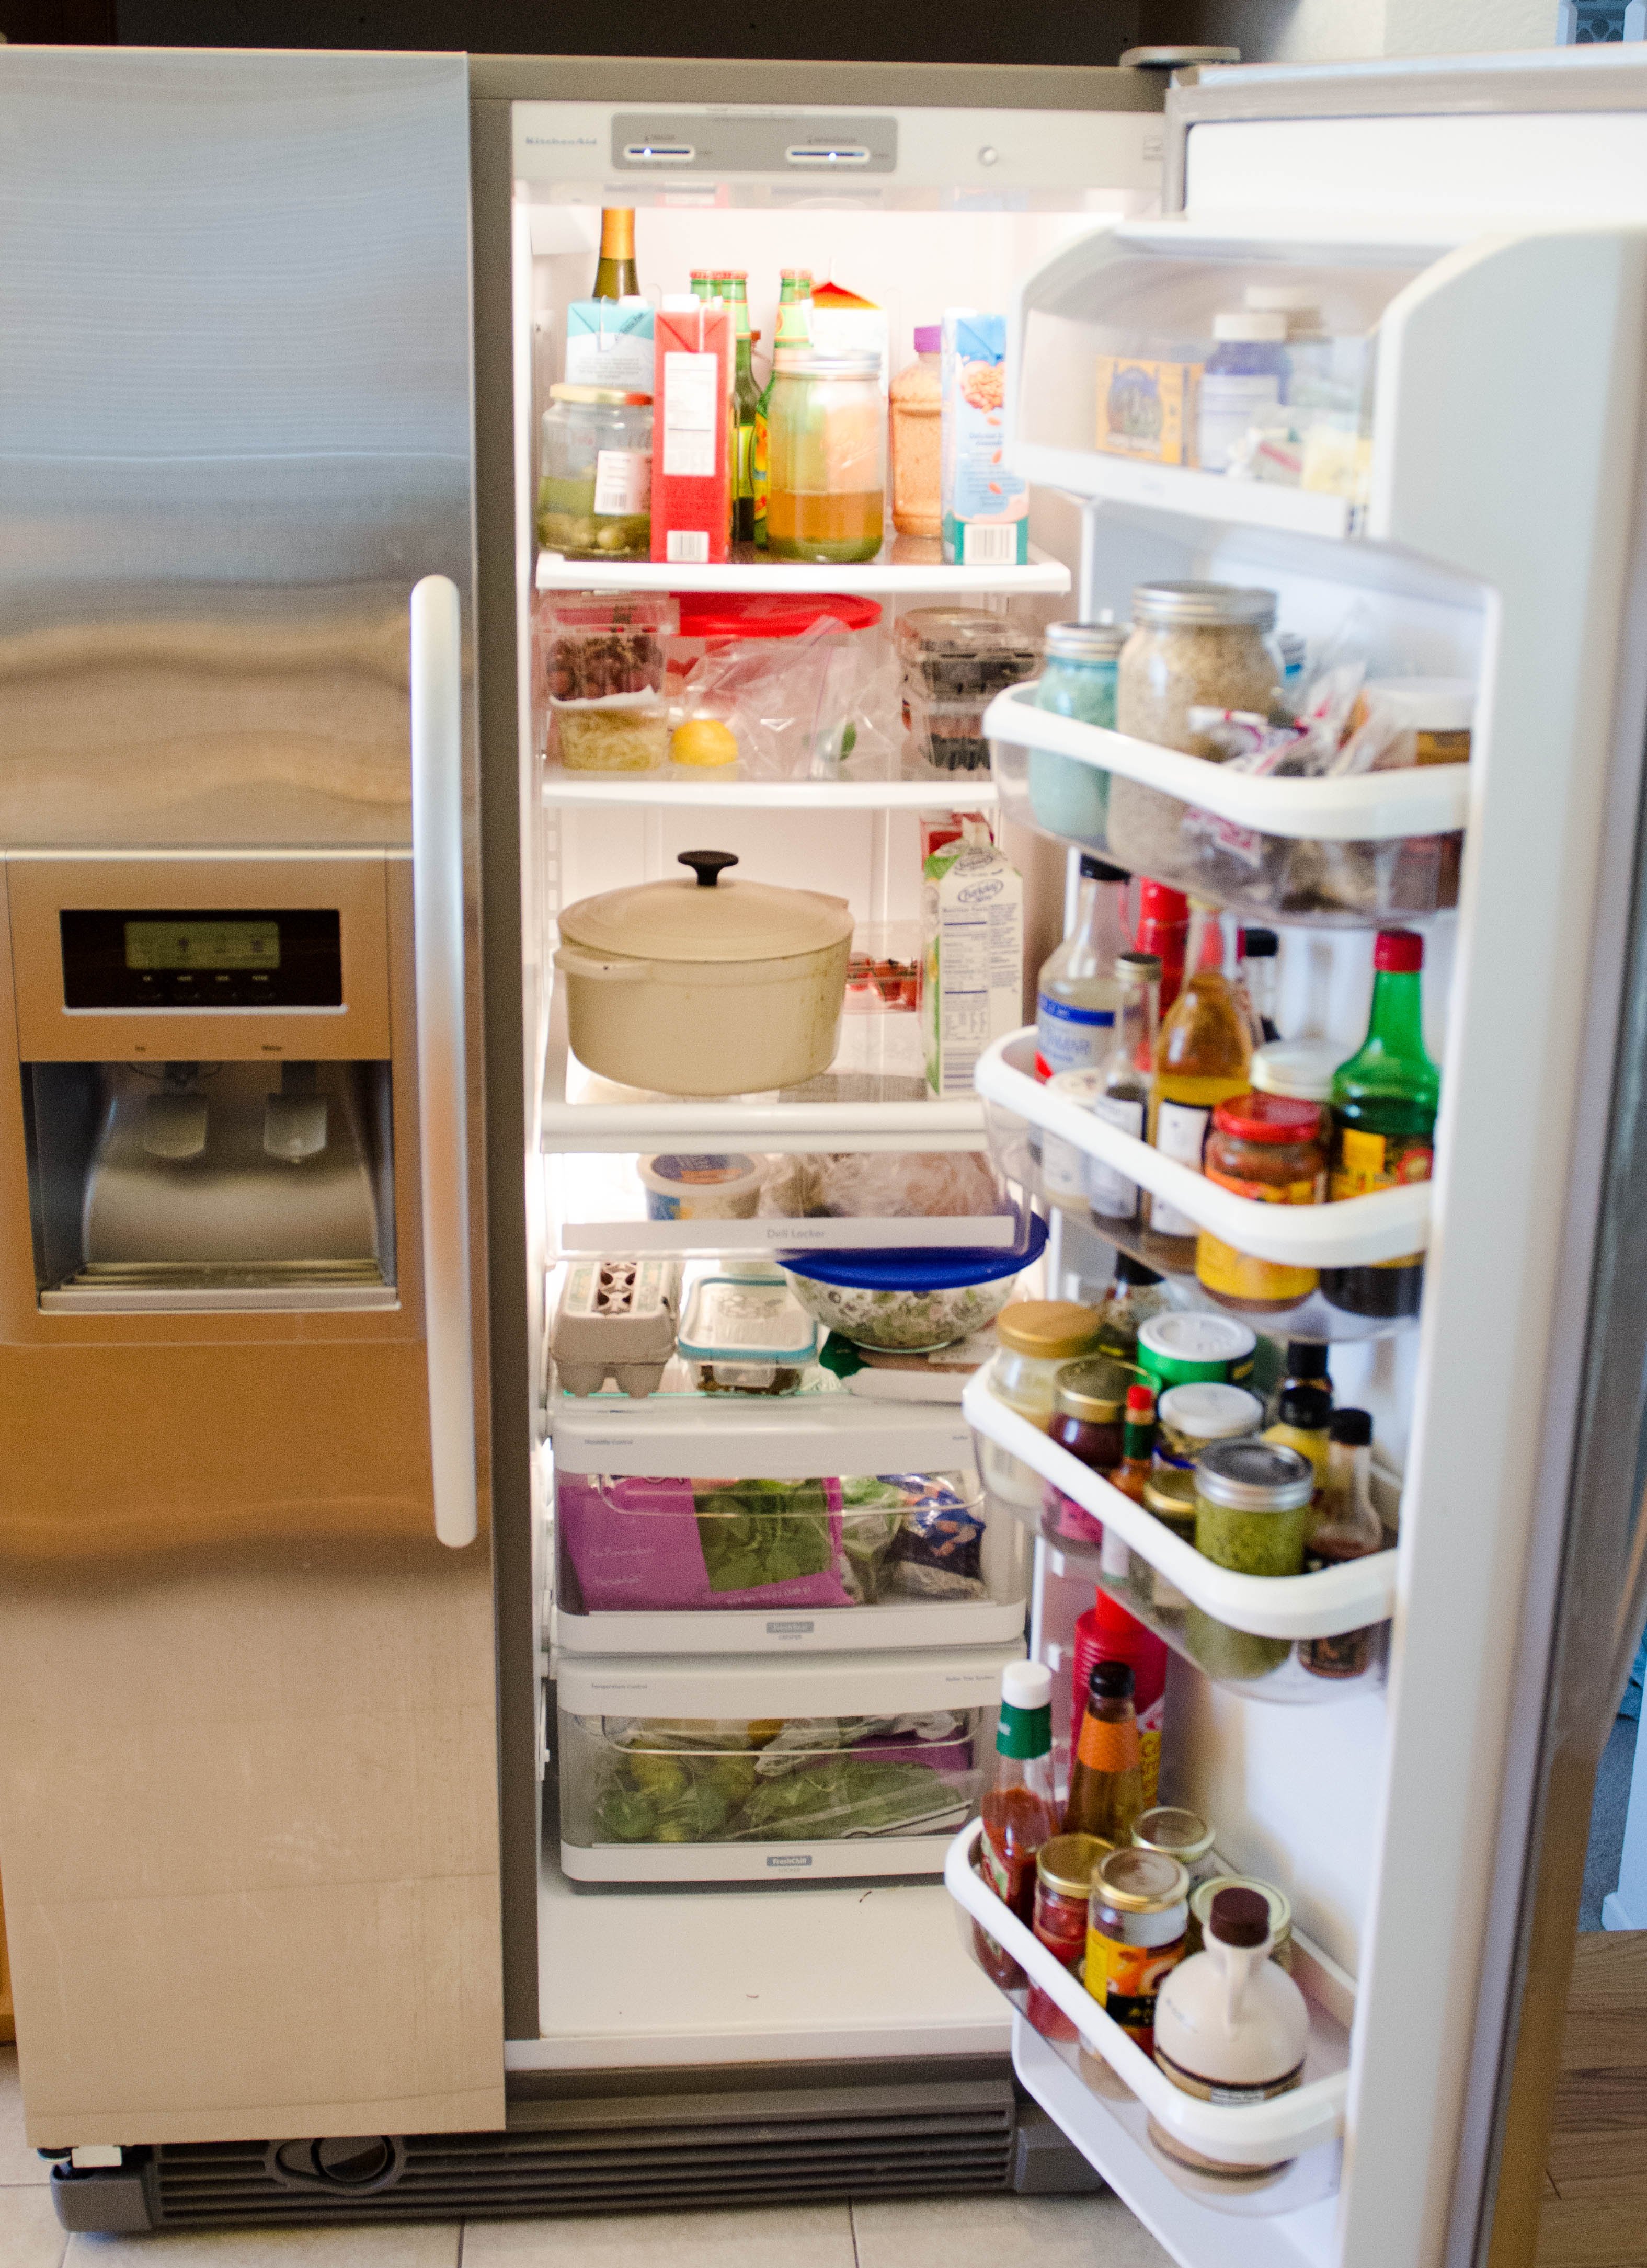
(651, 296), (731, 565)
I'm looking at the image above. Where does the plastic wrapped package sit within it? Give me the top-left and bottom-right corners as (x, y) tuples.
(667, 597), (884, 780)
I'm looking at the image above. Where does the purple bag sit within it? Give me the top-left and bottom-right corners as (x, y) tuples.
(558, 1472), (855, 1611)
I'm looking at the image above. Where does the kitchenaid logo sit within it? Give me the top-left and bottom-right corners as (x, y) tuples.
(767, 1853), (813, 1868)
(524, 134), (599, 148)
(957, 879), (1004, 905)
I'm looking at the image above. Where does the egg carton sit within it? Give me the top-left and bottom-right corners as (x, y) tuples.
(552, 1255), (681, 1397)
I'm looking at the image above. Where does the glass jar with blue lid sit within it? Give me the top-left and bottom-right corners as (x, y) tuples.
(1030, 620), (1129, 847)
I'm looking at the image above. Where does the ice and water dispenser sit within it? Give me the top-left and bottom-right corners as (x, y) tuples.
(4, 853), (409, 1313)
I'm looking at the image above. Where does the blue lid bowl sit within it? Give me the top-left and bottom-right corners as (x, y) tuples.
(777, 1209), (1048, 1291)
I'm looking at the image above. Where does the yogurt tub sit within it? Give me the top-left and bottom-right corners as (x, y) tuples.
(638, 1153), (764, 1221)
(779, 1212), (1049, 1352)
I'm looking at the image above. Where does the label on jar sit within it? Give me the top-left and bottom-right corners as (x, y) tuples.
(1206, 1165), (1325, 1206)
(1197, 372), (1282, 474)
(1086, 1094), (1145, 1216)
(1035, 993), (1114, 1081)
(1153, 2046), (1305, 2106)
(1085, 1924), (1186, 2047)
(1330, 1126), (1432, 1269)
(1195, 1230), (1319, 1304)
(593, 448), (651, 517)
(1150, 1101), (1210, 1238)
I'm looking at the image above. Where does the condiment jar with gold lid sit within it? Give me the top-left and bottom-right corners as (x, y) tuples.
(984, 1300), (1104, 1508)
(1133, 1805), (1219, 1889)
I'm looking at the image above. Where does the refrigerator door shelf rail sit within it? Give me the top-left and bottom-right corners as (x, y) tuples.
(945, 1818), (1353, 2171)
(542, 769), (1002, 811)
(1008, 441), (1356, 540)
(533, 544), (1071, 597)
(977, 1030), (1431, 1269)
(963, 1374), (1398, 1643)
(986, 685), (1472, 843)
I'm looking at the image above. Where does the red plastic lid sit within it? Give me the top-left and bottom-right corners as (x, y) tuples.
(1125, 1382), (1156, 1415)
(675, 592), (883, 641)
(1212, 1091), (1324, 1145)
(1375, 928), (1424, 973)
(1137, 879), (1190, 926)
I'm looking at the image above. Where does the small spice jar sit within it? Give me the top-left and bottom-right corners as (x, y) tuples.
(1195, 1092), (1328, 1312)
(538, 385), (654, 559)
(1136, 1311), (1257, 1396)
(1030, 620), (1129, 844)
(1026, 1832), (1110, 2040)
(1085, 1846), (1190, 2055)
(1154, 1382), (1264, 1475)
(1187, 1872), (1294, 1971)
(1116, 582), (1282, 759)
(1133, 1806), (1219, 1889)
(1194, 1439), (1316, 1577)
(984, 1300), (1104, 1509)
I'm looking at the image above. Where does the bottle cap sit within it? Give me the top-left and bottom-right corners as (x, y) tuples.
(1275, 1381), (1332, 1431)
(1285, 1340), (1331, 1380)
(1241, 927), (1279, 958)
(1037, 1832), (1112, 1898)
(1375, 929), (1424, 973)
(1047, 621), (1129, 662)
(1208, 1884), (1274, 1948)
(1088, 1658), (1135, 1703)
(1213, 310), (1288, 343)
(1095, 1846), (1190, 1912)
(1133, 1806), (1215, 1864)
(1245, 281), (1323, 318)
(1125, 1382), (1157, 1417)
(1330, 1407), (1374, 1446)
(1078, 854), (1131, 884)
(996, 1300), (1103, 1359)
(1251, 1041), (1342, 1104)
(1053, 1356), (1132, 1424)
(1116, 948), (1163, 984)
(1001, 1660), (1054, 1709)
(1195, 1439), (1317, 1513)
(1114, 1251), (1163, 1288)
(912, 323), (943, 353)
(1211, 1091), (1323, 1146)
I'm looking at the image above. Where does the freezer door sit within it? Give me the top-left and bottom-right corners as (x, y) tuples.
(0, 51), (503, 2144)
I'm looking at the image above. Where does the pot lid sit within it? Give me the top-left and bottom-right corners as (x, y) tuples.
(559, 851), (853, 964)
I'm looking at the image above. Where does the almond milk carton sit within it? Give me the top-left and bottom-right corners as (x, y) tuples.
(921, 827), (1024, 1099)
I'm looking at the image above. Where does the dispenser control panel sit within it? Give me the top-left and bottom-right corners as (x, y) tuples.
(60, 909), (343, 1010)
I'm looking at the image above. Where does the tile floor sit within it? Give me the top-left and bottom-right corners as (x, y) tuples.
(0, 2048), (1172, 2268)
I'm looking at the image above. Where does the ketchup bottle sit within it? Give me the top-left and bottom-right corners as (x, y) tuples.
(975, 1660), (1060, 1987)
(1135, 879), (1191, 1017)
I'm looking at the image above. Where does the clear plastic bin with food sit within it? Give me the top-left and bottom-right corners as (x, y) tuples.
(554, 1468), (1024, 1618)
(676, 1270), (819, 1395)
(535, 592), (677, 772)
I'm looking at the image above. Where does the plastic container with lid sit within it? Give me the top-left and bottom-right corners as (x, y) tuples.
(677, 1272), (819, 1396)
(1136, 1311), (1257, 1394)
(890, 325), (943, 539)
(1195, 1092), (1328, 1311)
(1030, 620), (1130, 842)
(767, 347), (886, 564)
(536, 592), (678, 773)
(637, 1153), (764, 1221)
(1366, 675), (1475, 767)
(538, 384), (653, 559)
(779, 1212), (1046, 1355)
(1198, 312), (1291, 476)
(898, 609), (1043, 703)
(1154, 1381), (1264, 1473)
(1085, 1846), (1191, 2054)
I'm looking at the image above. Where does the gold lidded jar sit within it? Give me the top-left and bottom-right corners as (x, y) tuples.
(1117, 582), (1283, 758)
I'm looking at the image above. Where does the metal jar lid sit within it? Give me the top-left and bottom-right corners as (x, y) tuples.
(1093, 1846), (1190, 1914)
(1132, 1806), (1216, 1866)
(1052, 1355), (1133, 1424)
(996, 1300), (1103, 1359)
(1045, 620), (1129, 661)
(773, 346), (882, 376)
(1131, 581), (1277, 632)
(1143, 1469), (1197, 1518)
(1194, 1438), (1316, 1512)
(1190, 1871), (1293, 1946)
(549, 383), (653, 407)
(1036, 1831), (1112, 1899)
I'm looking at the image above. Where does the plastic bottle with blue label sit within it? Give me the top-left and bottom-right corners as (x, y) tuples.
(1197, 311), (1291, 475)
(1034, 856), (1133, 1082)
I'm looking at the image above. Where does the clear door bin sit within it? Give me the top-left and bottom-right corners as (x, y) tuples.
(554, 1649), (1013, 1882)
(554, 1468), (1027, 1646)
(988, 707), (1465, 929)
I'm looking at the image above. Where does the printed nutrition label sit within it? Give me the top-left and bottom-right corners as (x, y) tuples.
(937, 907), (1017, 1094)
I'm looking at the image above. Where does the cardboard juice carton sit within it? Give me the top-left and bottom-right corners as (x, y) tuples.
(922, 828), (1024, 1098)
(941, 311), (1028, 567)
(652, 296), (731, 564)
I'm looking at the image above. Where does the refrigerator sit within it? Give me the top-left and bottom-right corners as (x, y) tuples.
(3, 36), (1647, 2268)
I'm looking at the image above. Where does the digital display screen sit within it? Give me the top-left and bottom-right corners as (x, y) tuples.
(123, 919), (282, 973)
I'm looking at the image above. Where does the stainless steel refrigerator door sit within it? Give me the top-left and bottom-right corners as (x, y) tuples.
(0, 50), (503, 2145)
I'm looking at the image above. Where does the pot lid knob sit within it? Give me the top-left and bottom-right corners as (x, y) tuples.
(678, 850), (739, 888)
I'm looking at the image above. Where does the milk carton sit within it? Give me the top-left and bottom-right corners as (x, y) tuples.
(922, 830), (1024, 1098)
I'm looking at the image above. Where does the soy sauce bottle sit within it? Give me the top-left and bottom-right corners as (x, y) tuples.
(1320, 931), (1440, 1319)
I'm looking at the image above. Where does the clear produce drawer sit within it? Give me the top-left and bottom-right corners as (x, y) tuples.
(554, 1468), (1028, 1652)
(553, 1649), (1013, 1882)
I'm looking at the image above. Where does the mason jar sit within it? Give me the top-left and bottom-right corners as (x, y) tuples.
(767, 348), (885, 565)
(539, 385), (653, 559)
(1031, 620), (1130, 844)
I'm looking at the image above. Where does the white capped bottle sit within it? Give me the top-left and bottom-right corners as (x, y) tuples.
(1149, 1882), (1310, 2179)
(1034, 856), (1133, 1083)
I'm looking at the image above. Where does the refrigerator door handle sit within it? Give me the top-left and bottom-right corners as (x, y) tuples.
(410, 573), (479, 1550)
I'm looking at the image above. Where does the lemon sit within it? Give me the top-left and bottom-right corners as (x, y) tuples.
(671, 716), (739, 769)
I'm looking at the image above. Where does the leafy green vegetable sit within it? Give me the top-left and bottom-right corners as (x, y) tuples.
(692, 1477), (835, 1592)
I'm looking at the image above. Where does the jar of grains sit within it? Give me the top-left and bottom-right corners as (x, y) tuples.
(1109, 582), (1283, 880)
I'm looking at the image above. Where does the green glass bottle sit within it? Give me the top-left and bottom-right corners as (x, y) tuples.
(723, 272), (761, 546)
(1320, 929), (1441, 1319)
(754, 268), (812, 548)
(592, 209), (638, 301)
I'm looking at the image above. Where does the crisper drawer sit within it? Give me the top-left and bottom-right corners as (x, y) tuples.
(554, 1647), (1019, 1883)
(553, 1465), (1028, 1655)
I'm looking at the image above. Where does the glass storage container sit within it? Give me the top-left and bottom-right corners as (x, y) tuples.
(1030, 620), (1128, 842)
(537, 384), (653, 559)
(767, 348), (886, 564)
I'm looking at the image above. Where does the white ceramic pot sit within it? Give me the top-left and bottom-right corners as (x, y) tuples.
(554, 850), (854, 1097)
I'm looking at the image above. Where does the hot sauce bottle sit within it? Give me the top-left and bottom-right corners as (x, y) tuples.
(1063, 1658), (1144, 1847)
(975, 1659), (1060, 1987)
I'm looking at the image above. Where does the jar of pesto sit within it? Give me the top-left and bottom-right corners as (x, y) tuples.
(1193, 1439), (1314, 1578)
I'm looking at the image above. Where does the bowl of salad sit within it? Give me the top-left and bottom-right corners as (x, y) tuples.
(777, 1213), (1048, 1351)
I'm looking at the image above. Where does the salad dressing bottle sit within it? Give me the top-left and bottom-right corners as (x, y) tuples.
(1148, 901), (1252, 1242)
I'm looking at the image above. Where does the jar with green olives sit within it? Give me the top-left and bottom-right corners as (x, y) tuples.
(539, 385), (653, 559)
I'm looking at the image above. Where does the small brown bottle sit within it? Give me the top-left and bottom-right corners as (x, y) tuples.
(1063, 1659), (1143, 1847)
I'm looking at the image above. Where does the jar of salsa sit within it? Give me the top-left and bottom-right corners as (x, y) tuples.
(1026, 1832), (1110, 2040)
(1195, 1092), (1327, 1312)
